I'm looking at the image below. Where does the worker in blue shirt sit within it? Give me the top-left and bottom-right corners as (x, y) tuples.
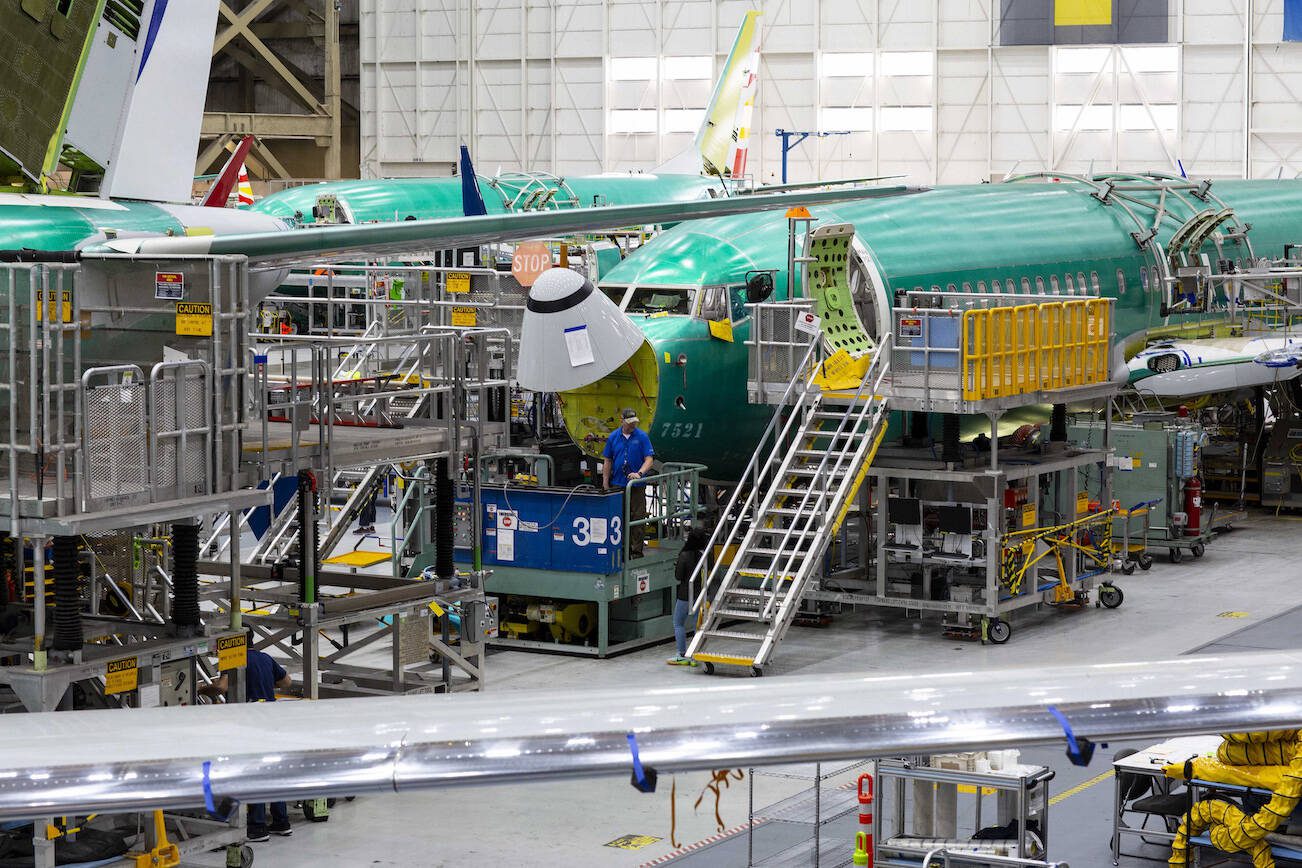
(202, 631), (295, 842)
(603, 408), (654, 558)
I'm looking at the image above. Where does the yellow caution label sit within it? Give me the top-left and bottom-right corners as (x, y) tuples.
(1021, 504), (1037, 528)
(1076, 491), (1089, 515)
(1056, 0), (1111, 27)
(35, 289), (73, 323)
(175, 301), (213, 337)
(447, 271), (471, 294)
(216, 633), (247, 670)
(605, 835), (662, 851)
(1218, 611), (1250, 619)
(451, 306), (477, 327)
(708, 318), (734, 342)
(104, 656), (139, 695)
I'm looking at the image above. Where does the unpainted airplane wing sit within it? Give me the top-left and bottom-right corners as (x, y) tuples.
(87, 185), (920, 267)
(0, 650), (1297, 820)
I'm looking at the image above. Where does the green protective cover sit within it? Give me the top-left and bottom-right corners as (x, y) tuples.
(806, 222), (873, 357)
(0, 0), (101, 181)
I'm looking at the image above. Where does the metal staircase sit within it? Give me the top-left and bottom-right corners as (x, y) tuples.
(200, 337), (431, 564)
(686, 337), (892, 674)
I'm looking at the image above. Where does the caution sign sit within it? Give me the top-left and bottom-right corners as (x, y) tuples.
(35, 289), (73, 323)
(1021, 504), (1037, 529)
(899, 317), (923, 337)
(105, 656), (139, 695)
(451, 306), (477, 327)
(217, 634), (248, 670)
(175, 301), (213, 337)
(446, 271), (471, 294)
(155, 271), (185, 300)
(605, 835), (661, 851)
(1076, 491), (1089, 515)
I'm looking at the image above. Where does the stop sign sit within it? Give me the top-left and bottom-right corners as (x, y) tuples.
(511, 241), (553, 287)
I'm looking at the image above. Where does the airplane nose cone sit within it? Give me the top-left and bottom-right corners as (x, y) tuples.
(516, 268), (646, 392)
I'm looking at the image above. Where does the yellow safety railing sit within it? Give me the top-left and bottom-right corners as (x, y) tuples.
(961, 299), (1110, 400)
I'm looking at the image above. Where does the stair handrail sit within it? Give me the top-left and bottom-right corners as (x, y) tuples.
(686, 339), (824, 615)
(757, 335), (893, 642)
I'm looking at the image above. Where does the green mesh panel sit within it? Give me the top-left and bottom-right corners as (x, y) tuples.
(807, 222), (874, 358)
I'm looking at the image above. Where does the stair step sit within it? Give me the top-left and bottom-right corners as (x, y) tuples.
(714, 608), (768, 620)
(746, 545), (811, 558)
(702, 629), (765, 642)
(725, 587), (783, 599)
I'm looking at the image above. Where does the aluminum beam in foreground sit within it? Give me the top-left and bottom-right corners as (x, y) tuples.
(0, 651), (1298, 819)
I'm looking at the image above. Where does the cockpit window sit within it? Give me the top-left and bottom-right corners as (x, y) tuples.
(625, 286), (696, 315)
(729, 286), (748, 322)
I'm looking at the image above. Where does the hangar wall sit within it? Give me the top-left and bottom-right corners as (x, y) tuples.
(360, 0), (1302, 184)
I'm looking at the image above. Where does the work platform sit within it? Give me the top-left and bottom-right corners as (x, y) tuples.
(690, 225), (1124, 673)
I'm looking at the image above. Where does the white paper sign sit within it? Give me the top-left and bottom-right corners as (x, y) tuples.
(496, 510), (517, 561)
(564, 325), (596, 367)
(589, 516), (608, 544)
(794, 311), (822, 335)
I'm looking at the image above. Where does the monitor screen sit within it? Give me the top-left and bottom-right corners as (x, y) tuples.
(887, 496), (922, 525)
(938, 505), (973, 535)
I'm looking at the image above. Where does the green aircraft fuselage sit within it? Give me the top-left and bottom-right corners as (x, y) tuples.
(250, 173), (723, 224)
(570, 178), (1302, 480)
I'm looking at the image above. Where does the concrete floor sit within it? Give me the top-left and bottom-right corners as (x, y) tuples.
(191, 512), (1302, 867)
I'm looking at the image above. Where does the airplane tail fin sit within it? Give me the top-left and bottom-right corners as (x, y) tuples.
(460, 144), (488, 217)
(655, 10), (762, 178)
(92, 0), (221, 201)
(200, 135), (256, 208)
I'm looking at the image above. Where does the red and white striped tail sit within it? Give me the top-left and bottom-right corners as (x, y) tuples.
(237, 168), (254, 206)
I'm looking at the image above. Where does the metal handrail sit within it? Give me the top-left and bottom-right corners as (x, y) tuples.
(754, 336), (892, 648)
(686, 339), (825, 615)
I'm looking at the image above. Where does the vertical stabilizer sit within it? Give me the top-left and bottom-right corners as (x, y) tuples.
(460, 144), (488, 216)
(200, 135), (256, 208)
(655, 10), (762, 178)
(96, 0), (220, 201)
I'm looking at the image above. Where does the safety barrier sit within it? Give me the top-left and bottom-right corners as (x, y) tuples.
(961, 298), (1111, 401)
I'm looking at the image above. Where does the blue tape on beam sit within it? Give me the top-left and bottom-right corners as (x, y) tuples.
(627, 732), (645, 786)
(202, 760), (216, 814)
(1047, 705), (1099, 766)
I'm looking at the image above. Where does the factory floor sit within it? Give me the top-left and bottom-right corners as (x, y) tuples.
(191, 511), (1301, 868)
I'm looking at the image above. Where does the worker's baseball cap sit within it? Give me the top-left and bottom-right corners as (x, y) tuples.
(620, 408), (639, 424)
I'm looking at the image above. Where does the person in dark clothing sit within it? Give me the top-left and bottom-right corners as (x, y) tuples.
(201, 631), (295, 842)
(667, 529), (709, 666)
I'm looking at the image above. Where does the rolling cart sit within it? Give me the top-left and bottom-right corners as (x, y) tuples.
(1111, 500), (1158, 574)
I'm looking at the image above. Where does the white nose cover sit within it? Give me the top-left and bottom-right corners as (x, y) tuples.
(516, 268), (646, 392)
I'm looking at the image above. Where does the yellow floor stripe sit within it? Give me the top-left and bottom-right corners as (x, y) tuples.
(1049, 768), (1114, 806)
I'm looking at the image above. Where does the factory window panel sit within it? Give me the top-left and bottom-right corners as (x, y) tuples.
(822, 52), (873, 78)
(1116, 269), (1126, 294)
(1050, 275), (1060, 293)
(1035, 276), (1046, 294)
(1119, 104), (1177, 131)
(663, 56), (712, 80)
(1090, 271), (1101, 293)
(663, 109), (705, 133)
(1053, 104), (1112, 131)
(610, 57), (657, 80)
(820, 107), (873, 132)
(1121, 45), (1179, 74)
(1021, 277), (1031, 294)
(880, 107), (933, 132)
(879, 51), (932, 76)
(609, 110), (658, 134)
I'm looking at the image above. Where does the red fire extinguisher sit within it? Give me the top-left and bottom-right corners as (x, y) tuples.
(1184, 477), (1202, 537)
